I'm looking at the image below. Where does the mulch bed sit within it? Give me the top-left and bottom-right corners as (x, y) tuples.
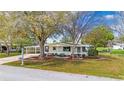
(24, 55), (111, 62)
(24, 55), (55, 62)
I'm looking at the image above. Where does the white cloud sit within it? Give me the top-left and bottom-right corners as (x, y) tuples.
(104, 15), (114, 19)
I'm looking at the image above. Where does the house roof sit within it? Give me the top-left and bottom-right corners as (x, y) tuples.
(45, 43), (91, 47)
(25, 43), (92, 48)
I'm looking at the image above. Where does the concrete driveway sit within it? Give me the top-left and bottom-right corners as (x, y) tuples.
(0, 54), (39, 64)
(0, 54), (120, 81)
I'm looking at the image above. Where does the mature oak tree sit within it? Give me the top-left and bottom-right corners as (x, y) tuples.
(22, 11), (65, 59)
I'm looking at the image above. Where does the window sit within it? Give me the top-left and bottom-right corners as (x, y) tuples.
(82, 47), (87, 52)
(45, 46), (49, 52)
(77, 47), (81, 53)
(53, 47), (56, 50)
(63, 47), (71, 52)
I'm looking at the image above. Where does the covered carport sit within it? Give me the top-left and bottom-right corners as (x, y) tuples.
(25, 45), (40, 54)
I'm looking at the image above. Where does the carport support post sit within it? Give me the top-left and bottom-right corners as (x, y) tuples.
(35, 46), (37, 54)
(21, 48), (24, 66)
(26, 47), (27, 54)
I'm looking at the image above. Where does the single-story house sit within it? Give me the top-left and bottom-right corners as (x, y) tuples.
(112, 43), (124, 50)
(25, 43), (92, 57)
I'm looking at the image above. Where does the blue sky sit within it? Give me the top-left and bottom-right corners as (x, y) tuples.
(95, 11), (118, 25)
(47, 11), (122, 43)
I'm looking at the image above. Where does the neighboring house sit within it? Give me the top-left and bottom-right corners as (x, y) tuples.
(112, 43), (124, 50)
(0, 41), (16, 52)
(25, 43), (92, 57)
(0, 43), (7, 52)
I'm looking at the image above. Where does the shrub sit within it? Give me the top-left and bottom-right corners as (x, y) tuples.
(88, 48), (98, 56)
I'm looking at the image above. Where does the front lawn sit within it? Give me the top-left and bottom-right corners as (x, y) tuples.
(97, 47), (109, 52)
(0, 52), (21, 58)
(3, 54), (124, 79)
(111, 49), (124, 54)
(97, 47), (124, 55)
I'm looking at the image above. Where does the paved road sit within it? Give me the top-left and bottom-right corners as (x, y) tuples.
(0, 65), (119, 81)
(0, 54), (120, 81)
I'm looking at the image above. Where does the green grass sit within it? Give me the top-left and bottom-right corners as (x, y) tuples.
(0, 52), (21, 58)
(97, 47), (124, 55)
(96, 47), (109, 52)
(4, 54), (124, 79)
(111, 49), (124, 54)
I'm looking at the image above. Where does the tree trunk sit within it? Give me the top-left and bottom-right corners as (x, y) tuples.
(6, 45), (10, 56)
(39, 41), (45, 60)
(0, 44), (2, 52)
(71, 40), (76, 59)
(71, 45), (75, 59)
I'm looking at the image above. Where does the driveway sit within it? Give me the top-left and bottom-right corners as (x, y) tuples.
(0, 54), (39, 64)
(0, 54), (120, 81)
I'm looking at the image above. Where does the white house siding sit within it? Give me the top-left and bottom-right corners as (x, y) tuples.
(25, 43), (91, 56)
(46, 45), (89, 56)
(75, 47), (88, 56)
(48, 46), (72, 55)
(113, 45), (124, 50)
